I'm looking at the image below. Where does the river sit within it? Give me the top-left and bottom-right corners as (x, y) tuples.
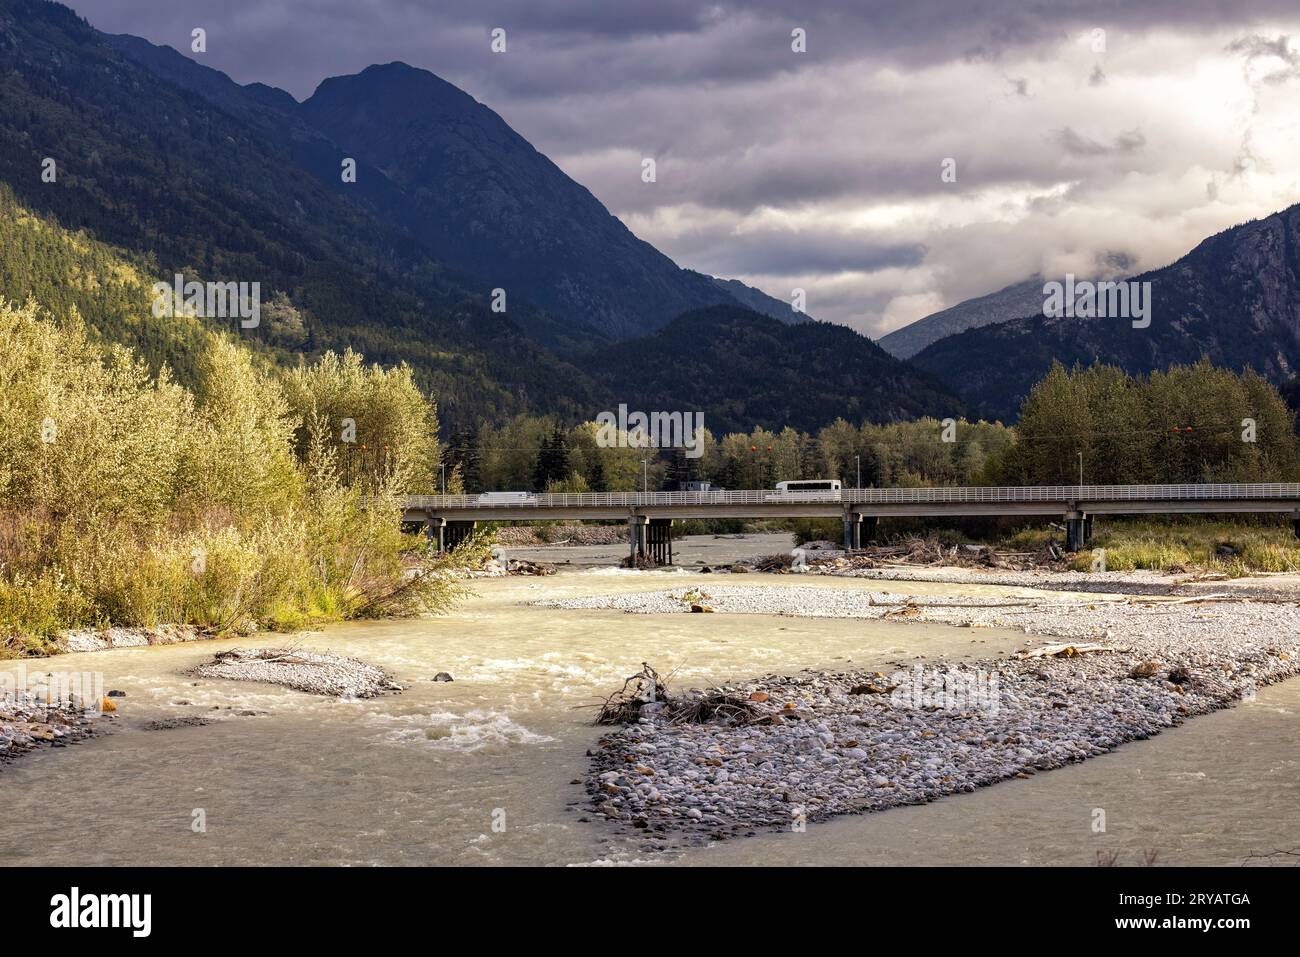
(1, 534), (1296, 866)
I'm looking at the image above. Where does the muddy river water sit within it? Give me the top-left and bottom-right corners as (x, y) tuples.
(2, 534), (1297, 866)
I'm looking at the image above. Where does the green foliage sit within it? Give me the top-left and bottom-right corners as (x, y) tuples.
(791, 519), (843, 546)
(284, 348), (440, 493)
(997, 360), (1299, 484)
(1063, 518), (1300, 576)
(0, 297), (461, 656)
(0, 567), (95, 656)
(468, 415), (1011, 493)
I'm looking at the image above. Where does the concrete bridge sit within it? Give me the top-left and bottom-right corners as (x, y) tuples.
(401, 483), (1300, 561)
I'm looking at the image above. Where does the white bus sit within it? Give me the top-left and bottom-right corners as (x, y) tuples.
(476, 491), (538, 504)
(767, 479), (842, 501)
(774, 480), (841, 493)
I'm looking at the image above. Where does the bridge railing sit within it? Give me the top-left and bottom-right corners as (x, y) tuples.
(402, 483), (1300, 511)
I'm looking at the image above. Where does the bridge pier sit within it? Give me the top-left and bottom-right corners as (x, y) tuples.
(443, 520), (476, 552)
(1065, 510), (1085, 552)
(646, 518), (674, 565)
(628, 514), (649, 563)
(844, 513), (879, 550)
(1293, 512), (1300, 539)
(861, 515), (879, 545)
(1083, 514), (1093, 545)
(425, 516), (446, 553)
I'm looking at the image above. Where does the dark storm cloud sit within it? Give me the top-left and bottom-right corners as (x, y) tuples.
(84, 0), (1300, 99)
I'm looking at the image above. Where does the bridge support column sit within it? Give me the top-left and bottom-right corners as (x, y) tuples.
(425, 517), (447, 553)
(628, 514), (649, 563)
(647, 519), (674, 565)
(444, 520), (476, 552)
(1083, 514), (1093, 545)
(1293, 511), (1300, 539)
(1065, 511), (1085, 552)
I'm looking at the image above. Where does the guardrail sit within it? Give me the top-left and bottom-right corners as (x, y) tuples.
(401, 483), (1300, 510)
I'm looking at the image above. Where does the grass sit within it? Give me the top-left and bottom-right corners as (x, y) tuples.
(0, 511), (471, 660)
(1051, 519), (1300, 576)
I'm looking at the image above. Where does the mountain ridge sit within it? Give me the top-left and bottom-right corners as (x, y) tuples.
(910, 204), (1300, 421)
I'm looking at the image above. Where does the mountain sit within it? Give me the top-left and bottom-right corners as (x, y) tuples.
(589, 305), (960, 435)
(0, 182), (217, 384)
(105, 40), (811, 346)
(910, 204), (1300, 421)
(877, 277), (1049, 359)
(0, 0), (961, 437)
(104, 26), (817, 339)
(297, 62), (745, 341)
(0, 0), (608, 427)
(699, 274), (808, 325)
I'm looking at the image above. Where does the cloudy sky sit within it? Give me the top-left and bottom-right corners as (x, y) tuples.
(85, 1), (1300, 337)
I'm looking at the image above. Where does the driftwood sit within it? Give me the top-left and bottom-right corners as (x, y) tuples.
(776, 535), (1069, 573)
(1017, 642), (1131, 659)
(593, 663), (760, 726)
(868, 596), (1125, 610)
(213, 647), (307, 665)
(668, 691), (761, 725)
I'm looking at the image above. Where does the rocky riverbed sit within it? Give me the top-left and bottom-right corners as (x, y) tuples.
(822, 562), (1300, 599)
(565, 584), (1300, 847)
(1, 700), (105, 767)
(189, 647), (403, 698)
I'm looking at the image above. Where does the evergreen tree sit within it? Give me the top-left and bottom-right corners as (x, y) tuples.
(446, 429), (482, 493)
(585, 451), (607, 492)
(532, 434), (552, 491)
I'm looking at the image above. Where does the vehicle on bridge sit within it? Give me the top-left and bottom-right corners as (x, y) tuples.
(767, 479), (842, 501)
(476, 491), (538, 505)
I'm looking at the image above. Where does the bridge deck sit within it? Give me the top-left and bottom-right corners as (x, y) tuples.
(401, 484), (1300, 522)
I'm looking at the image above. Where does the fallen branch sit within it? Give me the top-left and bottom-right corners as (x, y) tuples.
(594, 662), (670, 725)
(1016, 642), (1131, 659)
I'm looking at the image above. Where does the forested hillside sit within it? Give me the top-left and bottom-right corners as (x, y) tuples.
(586, 306), (961, 436)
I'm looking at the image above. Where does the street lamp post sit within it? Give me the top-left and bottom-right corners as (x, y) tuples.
(641, 459), (648, 493)
(1078, 451), (1083, 486)
(440, 463), (446, 494)
(855, 455), (861, 489)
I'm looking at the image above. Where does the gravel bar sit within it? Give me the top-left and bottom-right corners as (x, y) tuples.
(189, 647), (403, 698)
(1, 701), (103, 767)
(562, 584), (1300, 846)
